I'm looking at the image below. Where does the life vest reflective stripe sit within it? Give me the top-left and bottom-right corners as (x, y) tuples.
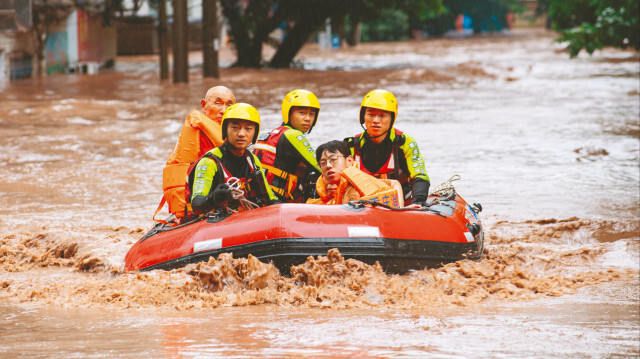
(354, 152), (395, 179)
(253, 142), (277, 154)
(253, 126), (299, 201)
(154, 110), (223, 224)
(352, 129), (404, 181)
(254, 126), (286, 164)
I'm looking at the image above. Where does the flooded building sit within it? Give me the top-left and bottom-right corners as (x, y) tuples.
(0, 0), (116, 83)
(0, 0), (34, 83)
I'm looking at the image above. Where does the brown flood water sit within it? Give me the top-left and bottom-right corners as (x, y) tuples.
(0, 29), (638, 357)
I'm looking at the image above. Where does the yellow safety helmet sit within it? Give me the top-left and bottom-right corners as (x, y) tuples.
(281, 89), (320, 133)
(221, 103), (261, 144)
(359, 89), (398, 127)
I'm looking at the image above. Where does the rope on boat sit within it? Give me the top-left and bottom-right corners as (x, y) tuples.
(425, 174), (482, 213)
(424, 174), (460, 207)
(428, 174), (460, 197)
(352, 200), (431, 211)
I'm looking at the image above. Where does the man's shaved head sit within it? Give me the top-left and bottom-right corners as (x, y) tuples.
(202, 86), (236, 123)
(205, 86), (235, 103)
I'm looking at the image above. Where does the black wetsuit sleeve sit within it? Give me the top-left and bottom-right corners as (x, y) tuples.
(191, 193), (215, 213)
(411, 177), (430, 203)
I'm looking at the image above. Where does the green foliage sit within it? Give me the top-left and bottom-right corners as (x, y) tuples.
(347, 0), (445, 42)
(361, 9), (410, 42)
(548, 0), (598, 30)
(399, 0), (446, 21)
(551, 0), (639, 57)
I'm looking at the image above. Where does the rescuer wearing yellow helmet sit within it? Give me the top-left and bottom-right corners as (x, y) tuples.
(253, 89), (322, 202)
(186, 103), (279, 217)
(345, 89), (430, 205)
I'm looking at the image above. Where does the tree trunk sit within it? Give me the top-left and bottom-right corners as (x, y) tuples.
(202, 0), (219, 77)
(172, 0), (188, 83)
(158, 0), (169, 80)
(231, 37), (263, 67)
(220, 0), (262, 67)
(219, 0), (289, 68)
(33, 15), (45, 76)
(268, 16), (326, 68)
(346, 21), (361, 46)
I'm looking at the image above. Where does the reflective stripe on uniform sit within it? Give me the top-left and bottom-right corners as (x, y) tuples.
(253, 142), (277, 154)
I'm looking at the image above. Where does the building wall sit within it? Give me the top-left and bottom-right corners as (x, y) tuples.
(1, 29), (36, 81)
(46, 20), (69, 75)
(44, 9), (116, 74)
(0, 6), (117, 83)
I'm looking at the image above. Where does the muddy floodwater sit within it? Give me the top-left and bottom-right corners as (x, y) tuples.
(0, 29), (638, 357)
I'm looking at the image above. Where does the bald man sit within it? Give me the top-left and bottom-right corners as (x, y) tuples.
(200, 86), (236, 127)
(154, 86), (236, 224)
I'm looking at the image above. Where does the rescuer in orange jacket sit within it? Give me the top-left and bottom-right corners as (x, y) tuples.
(153, 86), (236, 224)
(253, 89), (321, 203)
(306, 140), (403, 207)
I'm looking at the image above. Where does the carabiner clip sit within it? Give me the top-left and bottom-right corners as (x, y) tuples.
(227, 177), (241, 189)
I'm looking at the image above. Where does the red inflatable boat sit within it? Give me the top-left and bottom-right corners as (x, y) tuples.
(123, 192), (484, 274)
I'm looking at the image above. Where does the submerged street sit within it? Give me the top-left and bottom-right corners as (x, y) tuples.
(0, 29), (638, 357)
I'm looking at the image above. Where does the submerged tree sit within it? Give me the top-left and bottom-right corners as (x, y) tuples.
(547, 0), (639, 57)
(219, 0), (444, 68)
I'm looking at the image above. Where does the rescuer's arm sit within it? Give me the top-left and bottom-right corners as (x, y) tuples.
(283, 130), (320, 172)
(401, 134), (430, 204)
(343, 136), (357, 157)
(411, 178), (430, 204)
(190, 157), (225, 213)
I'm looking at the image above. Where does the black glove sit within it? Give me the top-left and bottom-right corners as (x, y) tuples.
(213, 183), (233, 203)
(412, 195), (427, 204)
(411, 196), (427, 207)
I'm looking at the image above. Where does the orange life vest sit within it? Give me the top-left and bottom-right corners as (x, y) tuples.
(153, 110), (224, 224)
(306, 165), (400, 207)
(253, 126), (299, 200)
(253, 125), (318, 203)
